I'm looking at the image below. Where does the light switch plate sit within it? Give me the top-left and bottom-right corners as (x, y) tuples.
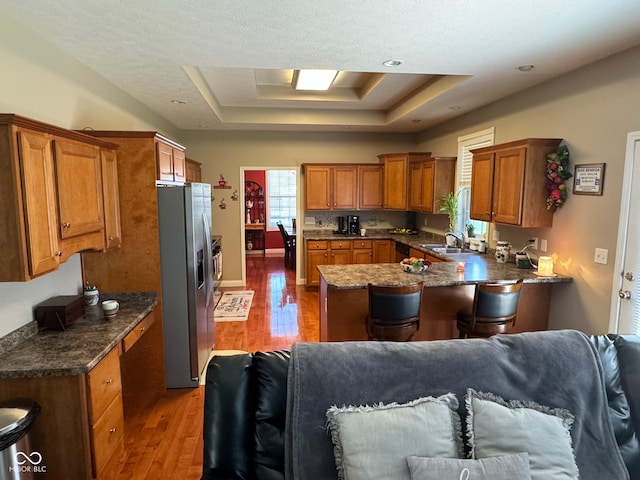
(594, 248), (609, 264)
(540, 239), (548, 252)
(304, 216), (316, 225)
(492, 229), (500, 241)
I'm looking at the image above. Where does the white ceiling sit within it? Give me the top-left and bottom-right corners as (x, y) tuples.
(2, 0), (640, 133)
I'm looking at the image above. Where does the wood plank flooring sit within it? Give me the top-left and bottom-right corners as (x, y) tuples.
(103, 255), (318, 479)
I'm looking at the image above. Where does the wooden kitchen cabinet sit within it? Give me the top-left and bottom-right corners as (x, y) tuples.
(358, 164), (384, 209)
(409, 156), (456, 213)
(470, 139), (561, 227)
(100, 148), (122, 250)
(306, 240), (329, 286)
(352, 239), (373, 264)
(373, 239), (394, 263)
(378, 152), (431, 210)
(304, 164), (357, 210)
(329, 239), (351, 265)
(156, 137), (186, 182)
(0, 115), (118, 281)
(185, 157), (202, 182)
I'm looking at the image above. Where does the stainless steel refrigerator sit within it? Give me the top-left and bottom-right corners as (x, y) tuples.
(157, 183), (214, 388)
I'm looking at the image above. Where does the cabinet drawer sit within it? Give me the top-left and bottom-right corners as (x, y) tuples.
(122, 311), (155, 353)
(352, 240), (372, 249)
(87, 348), (121, 421)
(329, 240), (350, 250)
(91, 392), (124, 476)
(307, 240), (328, 250)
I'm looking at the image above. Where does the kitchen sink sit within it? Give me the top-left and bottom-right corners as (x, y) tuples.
(431, 247), (476, 254)
(418, 243), (446, 248)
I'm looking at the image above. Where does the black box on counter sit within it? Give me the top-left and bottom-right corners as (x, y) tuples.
(35, 295), (84, 330)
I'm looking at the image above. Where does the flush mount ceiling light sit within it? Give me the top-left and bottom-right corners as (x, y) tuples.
(382, 59), (403, 67)
(171, 99), (187, 104)
(292, 69), (338, 91)
(517, 65), (535, 72)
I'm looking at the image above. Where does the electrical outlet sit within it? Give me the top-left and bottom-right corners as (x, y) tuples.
(594, 248), (609, 265)
(304, 216), (316, 225)
(529, 237), (538, 250)
(492, 229), (500, 241)
(540, 239), (548, 252)
(424, 218), (428, 226)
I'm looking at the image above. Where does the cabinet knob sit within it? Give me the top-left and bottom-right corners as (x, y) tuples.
(140, 327), (145, 332)
(55, 251), (62, 257)
(106, 378), (114, 385)
(62, 222), (71, 228)
(108, 236), (115, 241)
(110, 427), (117, 433)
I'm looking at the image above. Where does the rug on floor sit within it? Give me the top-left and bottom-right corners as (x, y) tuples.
(214, 290), (255, 321)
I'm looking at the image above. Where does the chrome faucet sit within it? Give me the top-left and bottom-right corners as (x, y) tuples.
(445, 232), (465, 248)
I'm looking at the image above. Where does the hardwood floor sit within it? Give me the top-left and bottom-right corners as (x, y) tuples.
(103, 254), (318, 479)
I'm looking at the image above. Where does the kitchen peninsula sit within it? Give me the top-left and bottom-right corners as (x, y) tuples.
(318, 254), (571, 341)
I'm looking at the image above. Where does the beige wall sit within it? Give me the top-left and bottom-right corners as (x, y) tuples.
(0, 11), (637, 338)
(415, 45), (640, 334)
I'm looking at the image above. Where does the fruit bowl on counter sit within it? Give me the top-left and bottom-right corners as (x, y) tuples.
(400, 257), (432, 273)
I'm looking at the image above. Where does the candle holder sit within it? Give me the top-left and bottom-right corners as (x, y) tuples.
(536, 256), (555, 276)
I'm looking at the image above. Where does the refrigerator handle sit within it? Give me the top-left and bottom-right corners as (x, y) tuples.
(202, 212), (213, 308)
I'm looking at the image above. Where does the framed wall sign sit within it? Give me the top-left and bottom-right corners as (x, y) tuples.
(573, 163), (606, 195)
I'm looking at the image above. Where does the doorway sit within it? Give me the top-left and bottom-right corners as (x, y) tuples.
(239, 167), (301, 287)
(609, 131), (640, 334)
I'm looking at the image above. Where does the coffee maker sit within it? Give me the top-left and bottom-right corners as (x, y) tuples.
(347, 215), (360, 235)
(336, 216), (348, 234)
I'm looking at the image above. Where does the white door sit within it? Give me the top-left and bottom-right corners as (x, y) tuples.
(610, 131), (640, 334)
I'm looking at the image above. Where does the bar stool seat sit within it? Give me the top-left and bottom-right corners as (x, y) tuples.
(456, 279), (523, 339)
(366, 282), (423, 342)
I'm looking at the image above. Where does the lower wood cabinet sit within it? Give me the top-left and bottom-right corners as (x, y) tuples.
(352, 239), (373, 264)
(0, 310), (157, 480)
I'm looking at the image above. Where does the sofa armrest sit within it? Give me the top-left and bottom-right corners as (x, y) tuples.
(202, 353), (254, 480)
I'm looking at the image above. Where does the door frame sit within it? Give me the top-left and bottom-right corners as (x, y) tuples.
(239, 166), (302, 287)
(608, 131), (640, 333)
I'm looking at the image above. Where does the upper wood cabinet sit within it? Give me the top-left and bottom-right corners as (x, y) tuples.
(185, 158), (202, 182)
(409, 156), (456, 213)
(0, 115), (118, 281)
(156, 138), (186, 183)
(304, 164), (357, 210)
(470, 138), (562, 227)
(378, 152), (431, 210)
(358, 165), (384, 209)
(100, 149), (122, 250)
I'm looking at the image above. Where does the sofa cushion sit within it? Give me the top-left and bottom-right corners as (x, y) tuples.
(326, 394), (463, 480)
(406, 453), (531, 480)
(465, 389), (579, 480)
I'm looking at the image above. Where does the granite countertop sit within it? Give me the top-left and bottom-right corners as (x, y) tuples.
(318, 257), (572, 289)
(0, 291), (157, 378)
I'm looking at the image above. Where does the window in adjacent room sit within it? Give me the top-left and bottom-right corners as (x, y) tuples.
(267, 169), (297, 230)
(456, 127), (495, 238)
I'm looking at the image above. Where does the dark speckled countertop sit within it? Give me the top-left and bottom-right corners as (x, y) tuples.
(0, 291), (157, 378)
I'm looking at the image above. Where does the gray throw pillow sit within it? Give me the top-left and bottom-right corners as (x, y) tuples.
(465, 389), (579, 480)
(326, 394), (463, 480)
(407, 453), (532, 480)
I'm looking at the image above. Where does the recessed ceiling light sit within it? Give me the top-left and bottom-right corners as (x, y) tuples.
(412, 119), (421, 123)
(448, 106), (461, 111)
(292, 69), (338, 90)
(171, 99), (187, 104)
(199, 124), (209, 128)
(517, 65), (535, 72)
(382, 59), (403, 67)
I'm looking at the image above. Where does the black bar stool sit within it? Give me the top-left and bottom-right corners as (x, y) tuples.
(366, 282), (423, 341)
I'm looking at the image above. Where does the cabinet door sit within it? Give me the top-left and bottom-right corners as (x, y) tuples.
(420, 161), (436, 213)
(409, 161), (423, 211)
(53, 139), (104, 239)
(382, 155), (408, 210)
(373, 240), (393, 263)
(306, 243), (328, 286)
(17, 130), (60, 276)
(358, 165), (383, 209)
(305, 165), (331, 209)
(156, 142), (175, 181)
(185, 158), (202, 182)
(101, 149), (122, 250)
(352, 240), (373, 264)
(469, 152), (495, 222)
(332, 166), (358, 209)
(491, 147), (526, 225)
(172, 148), (186, 182)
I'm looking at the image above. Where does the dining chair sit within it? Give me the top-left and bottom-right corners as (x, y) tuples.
(277, 222), (295, 269)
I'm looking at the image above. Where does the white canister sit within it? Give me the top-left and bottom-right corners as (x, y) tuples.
(495, 241), (511, 263)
